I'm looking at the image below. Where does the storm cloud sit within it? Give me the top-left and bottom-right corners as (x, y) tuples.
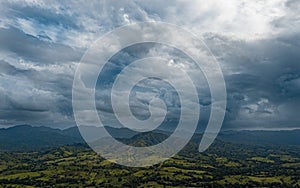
(0, 0), (299, 130)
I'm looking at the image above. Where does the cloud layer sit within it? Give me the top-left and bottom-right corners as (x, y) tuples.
(0, 0), (299, 130)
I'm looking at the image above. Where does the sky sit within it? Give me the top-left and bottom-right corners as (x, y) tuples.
(0, 0), (299, 130)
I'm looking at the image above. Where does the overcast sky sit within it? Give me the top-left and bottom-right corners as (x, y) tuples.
(0, 0), (299, 130)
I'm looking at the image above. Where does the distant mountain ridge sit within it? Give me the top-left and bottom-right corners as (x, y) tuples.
(0, 125), (82, 151)
(219, 129), (300, 146)
(0, 125), (140, 151)
(1, 125), (300, 151)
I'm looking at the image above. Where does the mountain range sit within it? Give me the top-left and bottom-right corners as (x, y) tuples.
(0, 125), (300, 151)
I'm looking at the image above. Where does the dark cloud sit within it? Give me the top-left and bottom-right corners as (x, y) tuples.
(0, 60), (75, 128)
(203, 32), (300, 130)
(0, 27), (82, 64)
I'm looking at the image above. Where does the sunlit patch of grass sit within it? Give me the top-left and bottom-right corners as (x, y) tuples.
(0, 172), (40, 180)
(250, 157), (275, 163)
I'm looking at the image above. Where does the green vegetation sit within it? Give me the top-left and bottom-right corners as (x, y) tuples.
(1, 140), (300, 187)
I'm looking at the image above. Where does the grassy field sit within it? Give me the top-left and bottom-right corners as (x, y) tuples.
(1, 141), (300, 187)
